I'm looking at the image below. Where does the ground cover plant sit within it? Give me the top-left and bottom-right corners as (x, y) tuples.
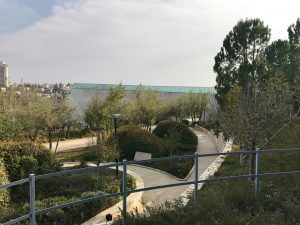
(54, 145), (97, 163)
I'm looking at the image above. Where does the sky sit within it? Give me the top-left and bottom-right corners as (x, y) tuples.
(0, 0), (299, 87)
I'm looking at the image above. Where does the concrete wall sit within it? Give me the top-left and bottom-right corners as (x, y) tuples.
(68, 88), (218, 118)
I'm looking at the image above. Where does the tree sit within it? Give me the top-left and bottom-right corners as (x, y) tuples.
(94, 137), (119, 166)
(43, 99), (75, 151)
(159, 93), (209, 123)
(17, 95), (51, 142)
(84, 85), (126, 141)
(221, 78), (293, 173)
(288, 18), (300, 46)
(287, 18), (300, 112)
(0, 112), (23, 141)
(264, 39), (290, 78)
(130, 86), (161, 130)
(214, 18), (271, 106)
(184, 93), (208, 122)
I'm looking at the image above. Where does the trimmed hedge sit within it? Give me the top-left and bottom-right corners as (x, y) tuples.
(116, 126), (168, 160)
(0, 159), (10, 209)
(153, 120), (198, 153)
(0, 141), (59, 181)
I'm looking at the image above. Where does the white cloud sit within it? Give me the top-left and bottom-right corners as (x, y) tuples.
(0, 0), (299, 86)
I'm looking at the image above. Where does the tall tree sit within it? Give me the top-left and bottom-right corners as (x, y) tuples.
(264, 39), (290, 78)
(214, 18), (271, 106)
(287, 18), (300, 113)
(221, 78), (293, 173)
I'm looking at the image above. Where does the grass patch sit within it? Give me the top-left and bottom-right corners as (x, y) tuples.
(55, 146), (97, 162)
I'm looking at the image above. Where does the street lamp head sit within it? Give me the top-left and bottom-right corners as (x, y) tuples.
(112, 113), (121, 119)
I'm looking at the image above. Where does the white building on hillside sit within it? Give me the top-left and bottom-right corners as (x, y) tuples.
(0, 61), (9, 87)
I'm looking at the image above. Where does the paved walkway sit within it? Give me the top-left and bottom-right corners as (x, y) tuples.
(82, 128), (220, 224)
(43, 136), (97, 153)
(56, 128), (219, 224)
(129, 128), (218, 206)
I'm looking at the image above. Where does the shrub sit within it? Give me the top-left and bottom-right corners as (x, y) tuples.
(21, 190), (118, 225)
(153, 120), (198, 153)
(0, 159), (10, 209)
(0, 141), (59, 181)
(116, 126), (168, 160)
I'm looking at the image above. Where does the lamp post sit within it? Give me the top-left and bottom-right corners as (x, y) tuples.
(113, 114), (121, 135)
(112, 114), (121, 177)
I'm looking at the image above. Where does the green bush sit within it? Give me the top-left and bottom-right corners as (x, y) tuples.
(270, 117), (300, 148)
(0, 159), (10, 209)
(0, 141), (59, 181)
(20, 190), (119, 225)
(153, 120), (198, 153)
(116, 126), (168, 160)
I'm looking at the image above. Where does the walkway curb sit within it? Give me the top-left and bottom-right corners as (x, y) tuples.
(179, 139), (233, 206)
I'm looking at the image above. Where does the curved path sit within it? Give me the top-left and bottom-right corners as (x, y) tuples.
(129, 128), (218, 206)
(83, 128), (219, 224)
(43, 137), (97, 152)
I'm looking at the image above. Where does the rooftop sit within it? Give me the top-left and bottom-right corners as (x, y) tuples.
(72, 83), (216, 94)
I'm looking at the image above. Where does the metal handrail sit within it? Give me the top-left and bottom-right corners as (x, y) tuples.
(1, 147), (300, 225)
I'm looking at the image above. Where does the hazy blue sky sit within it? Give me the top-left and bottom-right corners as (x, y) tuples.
(0, 0), (299, 86)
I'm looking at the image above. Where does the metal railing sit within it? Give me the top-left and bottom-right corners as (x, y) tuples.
(1, 148), (300, 225)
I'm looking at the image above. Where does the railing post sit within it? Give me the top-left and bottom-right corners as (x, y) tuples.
(193, 152), (199, 206)
(255, 148), (260, 207)
(122, 159), (127, 225)
(29, 174), (36, 225)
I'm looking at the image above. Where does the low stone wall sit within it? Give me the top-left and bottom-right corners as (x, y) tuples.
(179, 138), (233, 206)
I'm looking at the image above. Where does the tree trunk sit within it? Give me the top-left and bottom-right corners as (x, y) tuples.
(249, 141), (256, 179)
(48, 130), (53, 150)
(54, 139), (60, 155)
(96, 131), (101, 144)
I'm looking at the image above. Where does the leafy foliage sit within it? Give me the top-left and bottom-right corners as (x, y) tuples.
(221, 78), (293, 150)
(153, 120), (198, 153)
(116, 126), (168, 160)
(129, 86), (162, 129)
(0, 88), (77, 148)
(264, 39), (290, 78)
(84, 85), (127, 140)
(159, 93), (209, 123)
(214, 18), (271, 106)
(0, 141), (59, 181)
(0, 112), (23, 141)
(0, 159), (10, 210)
(90, 137), (119, 165)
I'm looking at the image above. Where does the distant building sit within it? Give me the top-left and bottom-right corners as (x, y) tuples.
(0, 61), (9, 87)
